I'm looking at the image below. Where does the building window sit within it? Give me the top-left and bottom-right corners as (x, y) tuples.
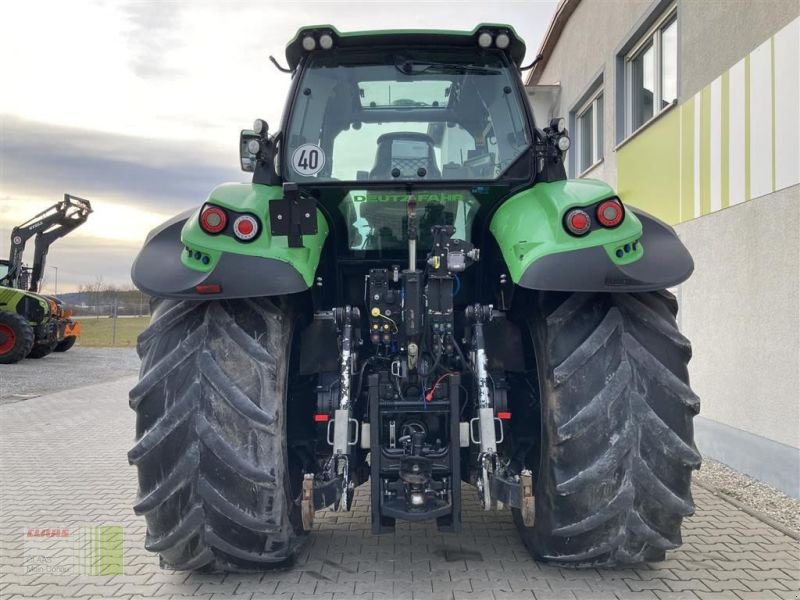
(625, 8), (677, 135)
(576, 90), (603, 174)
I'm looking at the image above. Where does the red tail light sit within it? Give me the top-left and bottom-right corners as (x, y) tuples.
(195, 284), (222, 294)
(564, 208), (591, 236)
(313, 414), (330, 423)
(200, 205), (227, 234)
(597, 200), (624, 228)
(233, 215), (260, 241)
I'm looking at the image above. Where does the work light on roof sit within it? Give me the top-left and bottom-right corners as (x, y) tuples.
(319, 33), (334, 50)
(253, 118), (267, 134)
(495, 33), (511, 49)
(477, 32), (493, 48)
(302, 35), (316, 51)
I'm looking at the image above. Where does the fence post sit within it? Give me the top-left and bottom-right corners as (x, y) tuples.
(111, 297), (118, 346)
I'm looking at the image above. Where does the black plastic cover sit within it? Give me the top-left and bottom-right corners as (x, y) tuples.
(518, 208), (694, 292)
(131, 211), (308, 299)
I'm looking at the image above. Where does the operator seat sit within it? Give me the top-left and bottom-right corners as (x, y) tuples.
(369, 132), (441, 180)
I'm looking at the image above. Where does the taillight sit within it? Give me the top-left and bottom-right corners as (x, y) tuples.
(597, 199), (624, 228)
(232, 215), (260, 241)
(195, 284), (222, 294)
(200, 205), (227, 234)
(564, 208), (591, 236)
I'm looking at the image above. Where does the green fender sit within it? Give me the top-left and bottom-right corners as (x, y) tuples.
(0, 286), (51, 324)
(131, 183), (329, 299)
(489, 179), (694, 292)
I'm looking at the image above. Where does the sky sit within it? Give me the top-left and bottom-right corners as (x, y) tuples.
(0, 0), (557, 293)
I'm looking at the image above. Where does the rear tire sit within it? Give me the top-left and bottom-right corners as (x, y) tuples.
(129, 297), (305, 571)
(54, 335), (77, 352)
(27, 341), (56, 359)
(513, 290), (701, 566)
(0, 312), (35, 364)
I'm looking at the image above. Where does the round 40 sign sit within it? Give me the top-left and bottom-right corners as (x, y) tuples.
(291, 144), (325, 176)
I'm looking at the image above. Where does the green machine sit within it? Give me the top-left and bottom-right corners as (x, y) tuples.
(130, 25), (699, 571)
(0, 195), (92, 363)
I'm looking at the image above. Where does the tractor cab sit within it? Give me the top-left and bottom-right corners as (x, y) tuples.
(281, 41), (532, 184)
(235, 26), (570, 267)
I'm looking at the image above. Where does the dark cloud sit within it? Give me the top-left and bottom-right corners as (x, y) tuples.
(0, 116), (247, 290)
(0, 115), (244, 213)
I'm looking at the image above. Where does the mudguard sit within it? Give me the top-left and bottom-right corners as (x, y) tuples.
(131, 183), (329, 299)
(0, 286), (51, 324)
(490, 179), (693, 292)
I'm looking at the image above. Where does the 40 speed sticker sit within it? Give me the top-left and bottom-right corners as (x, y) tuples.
(291, 144), (325, 176)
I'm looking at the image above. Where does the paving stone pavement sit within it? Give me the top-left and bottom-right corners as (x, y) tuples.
(0, 377), (798, 600)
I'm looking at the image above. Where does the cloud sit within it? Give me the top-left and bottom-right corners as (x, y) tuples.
(0, 115), (244, 213)
(33, 235), (143, 294)
(0, 115), (245, 291)
(1, 1), (560, 292)
(121, 1), (184, 79)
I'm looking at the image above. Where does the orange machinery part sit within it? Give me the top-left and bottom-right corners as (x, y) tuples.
(64, 320), (81, 338)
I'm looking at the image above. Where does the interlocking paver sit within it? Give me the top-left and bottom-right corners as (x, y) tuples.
(1, 376), (798, 600)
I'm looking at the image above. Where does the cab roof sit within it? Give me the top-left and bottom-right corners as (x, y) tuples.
(285, 24), (526, 70)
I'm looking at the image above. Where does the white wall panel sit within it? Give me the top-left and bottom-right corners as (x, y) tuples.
(774, 17), (800, 191)
(728, 59), (747, 206)
(749, 39), (773, 199)
(710, 77), (722, 211)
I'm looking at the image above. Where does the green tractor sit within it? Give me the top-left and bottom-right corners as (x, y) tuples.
(0, 195), (93, 363)
(0, 283), (58, 363)
(130, 25), (700, 570)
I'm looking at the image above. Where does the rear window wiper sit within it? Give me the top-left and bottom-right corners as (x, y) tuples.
(395, 60), (501, 76)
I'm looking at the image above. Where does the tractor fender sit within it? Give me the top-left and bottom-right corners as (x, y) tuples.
(131, 184), (329, 300)
(490, 180), (693, 293)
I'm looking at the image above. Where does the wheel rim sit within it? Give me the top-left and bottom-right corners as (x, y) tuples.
(0, 323), (16, 354)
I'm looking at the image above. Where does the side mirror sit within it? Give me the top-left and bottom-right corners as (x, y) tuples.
(240, 130), (260, 172)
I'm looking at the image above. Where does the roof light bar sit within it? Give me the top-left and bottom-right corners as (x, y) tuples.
(301, 35), (316, 51)
(495, 33), (510, 49)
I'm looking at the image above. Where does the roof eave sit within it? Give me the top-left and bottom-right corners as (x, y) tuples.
(525, 0), (582, 87)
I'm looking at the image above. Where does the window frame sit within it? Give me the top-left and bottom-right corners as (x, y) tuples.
(624, 5), (678, 137)
(575, 87), (604, 176)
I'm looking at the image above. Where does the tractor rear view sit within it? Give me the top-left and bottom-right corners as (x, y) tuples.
(0, 195), (92, 363)
(129, 25), (700, 570)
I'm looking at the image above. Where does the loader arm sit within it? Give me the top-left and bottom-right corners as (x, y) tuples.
(1, 194), (93, 291)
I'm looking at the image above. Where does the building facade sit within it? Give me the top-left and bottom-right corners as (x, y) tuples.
(527, 0), (799, 497)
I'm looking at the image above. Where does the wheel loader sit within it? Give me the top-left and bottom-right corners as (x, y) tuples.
(0, 195), (92, 363)
(129, 25), (700, 570)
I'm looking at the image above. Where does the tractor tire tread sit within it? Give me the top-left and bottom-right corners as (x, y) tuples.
(515, 291), (700, 567)
(129, 297), (302, 571)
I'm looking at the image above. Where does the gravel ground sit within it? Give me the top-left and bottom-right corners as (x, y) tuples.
(0, 347), (140, 403)
(695, 456), (800, 534)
